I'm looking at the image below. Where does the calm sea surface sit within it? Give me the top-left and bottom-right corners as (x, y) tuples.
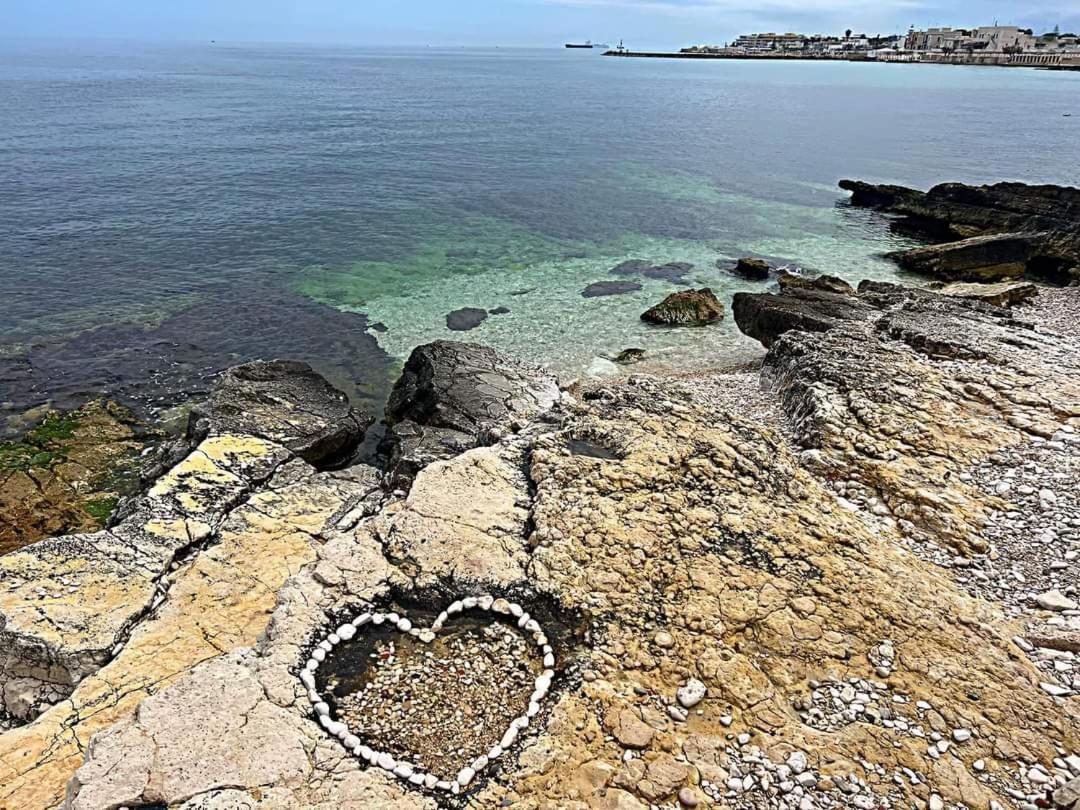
(2, 41), (1078, 425)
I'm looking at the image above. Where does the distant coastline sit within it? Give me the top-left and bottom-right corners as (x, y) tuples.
(603, 49), (1080, 70)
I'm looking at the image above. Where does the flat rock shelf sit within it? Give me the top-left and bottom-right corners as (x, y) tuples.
(299, 596), (556, 795)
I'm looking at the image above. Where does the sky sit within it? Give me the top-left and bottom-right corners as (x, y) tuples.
(3, 0), (1077, 51)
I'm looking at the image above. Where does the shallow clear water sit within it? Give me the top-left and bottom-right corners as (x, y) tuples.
(2, 41), (1078, 418)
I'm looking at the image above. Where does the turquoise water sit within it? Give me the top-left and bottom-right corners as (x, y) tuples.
(1, 42), (1078, 416)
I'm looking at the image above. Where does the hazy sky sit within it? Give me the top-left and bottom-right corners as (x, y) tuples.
(4, 1), (1076, 50)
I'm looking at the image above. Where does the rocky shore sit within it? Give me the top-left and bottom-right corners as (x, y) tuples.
(1, 181), (1079, 810)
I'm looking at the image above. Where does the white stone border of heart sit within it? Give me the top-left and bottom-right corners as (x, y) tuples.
(299, 594), (556, 795)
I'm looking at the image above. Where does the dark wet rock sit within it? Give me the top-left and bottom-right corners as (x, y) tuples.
(777, 271), (855, 296)
(613, 348), (646, 364)
(641, 289), (724, 326)
(369, 322), (388, 333)
(840, 179), (1080, 237)
(887, 232), (1039, 283)
(582, 281), (643, 298)
(841, 179), (1080, 285)
(729, 257), (773, 281)
(732, 288), (872, 348)
(187, 360), (372, 468)
(379, 420), (477, 486)
(611, 260), (694, 283)
(446, 307), (490, 332)
(386, 340), (560, 444)
(489, 306), (511, 315)
(937, 281), (1038, 308)
(509, 288), (535, 296)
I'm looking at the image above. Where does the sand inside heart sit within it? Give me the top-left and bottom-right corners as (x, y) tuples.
(322, 615), (543, 778)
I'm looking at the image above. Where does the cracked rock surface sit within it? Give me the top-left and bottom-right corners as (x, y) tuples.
(1, 288), (1078, 810)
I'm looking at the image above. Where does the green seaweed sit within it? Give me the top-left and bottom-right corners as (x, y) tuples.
(83, 496), (119, 523)
(0, 412), (80, 472)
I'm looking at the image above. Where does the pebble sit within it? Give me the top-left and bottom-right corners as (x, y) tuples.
(677, 678), (707, 709)
(678, 786), (700, 807)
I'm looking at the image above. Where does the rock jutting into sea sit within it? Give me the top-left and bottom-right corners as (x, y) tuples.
(840, 179), (1080, 285)
(1, 182), (1079, 810)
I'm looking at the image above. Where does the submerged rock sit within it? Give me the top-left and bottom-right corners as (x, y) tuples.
(582, 280), (643, 298)
(641, 289), (724, 326)
(613, 348), (646, 364)
(187, 359), (371, 468)
(446, 307), (490, 331)
(611, 260), (695, 283)
(0, 401), (148, 555)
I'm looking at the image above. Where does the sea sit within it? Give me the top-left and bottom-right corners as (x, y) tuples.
(2, 40), (1078, 428)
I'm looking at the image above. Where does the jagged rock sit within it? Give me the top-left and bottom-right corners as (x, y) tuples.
(641, 289), (724, 326)
(445, 307), (489, 331)
(385, 341), (559, 443)
(379, 420), (476, 486)
(187, 360), (371, 467)
(1054, 776), (1080, 810)
(729, 257), (772, 281)
(840, 179), (1080, 238)
(938, 280), (1038, 307)
(841, 179), (1080, 284)
(742, 281), (1079, 554)
(0, 434), (291, 724)
(731, 287), (871, 347)
(583, 281), (642, 298)
(6, 288), (1079, 810)
(887, 232), (1040, 283)
(777, 271), (855, 295)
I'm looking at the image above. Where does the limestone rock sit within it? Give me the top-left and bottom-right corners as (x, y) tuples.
(0, 434), (290, 722)
(841, 179), (1080, 284)
(731, 286), (871, 347)
(938, 280), (1038, 307)
(385, 340), (559, 443)
(641, 289), (724, 326)
(187, 360), (371, 467)
(777, 271), (854, 295)
(887, 232), (1040, 283)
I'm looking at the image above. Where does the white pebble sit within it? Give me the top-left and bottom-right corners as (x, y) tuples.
(457, 766), (476, 787)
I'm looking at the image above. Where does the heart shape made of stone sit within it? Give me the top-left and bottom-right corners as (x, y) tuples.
(299, 595), (556, 795)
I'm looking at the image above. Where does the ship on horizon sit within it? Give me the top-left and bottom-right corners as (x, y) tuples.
(565, 40), (610, 49)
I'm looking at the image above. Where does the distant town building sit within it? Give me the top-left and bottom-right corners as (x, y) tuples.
(730, 32), (807, 52)
(678, 23), (1080, 68)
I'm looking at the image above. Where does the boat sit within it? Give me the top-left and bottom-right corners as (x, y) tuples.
(565, 41), (609, 49)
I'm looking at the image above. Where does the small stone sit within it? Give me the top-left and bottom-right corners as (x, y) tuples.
(677, 678), (707, 709)
(929, 794), (945, 810)
(973, 759), (985, 772)
(952, 728), (972, 742)
(457, 766), (476, 787)
(654, 631), (675, 648)
(678, 787), (700, 807)
(787, 751), (808, 775)
(1035, 590), (1078, 612)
